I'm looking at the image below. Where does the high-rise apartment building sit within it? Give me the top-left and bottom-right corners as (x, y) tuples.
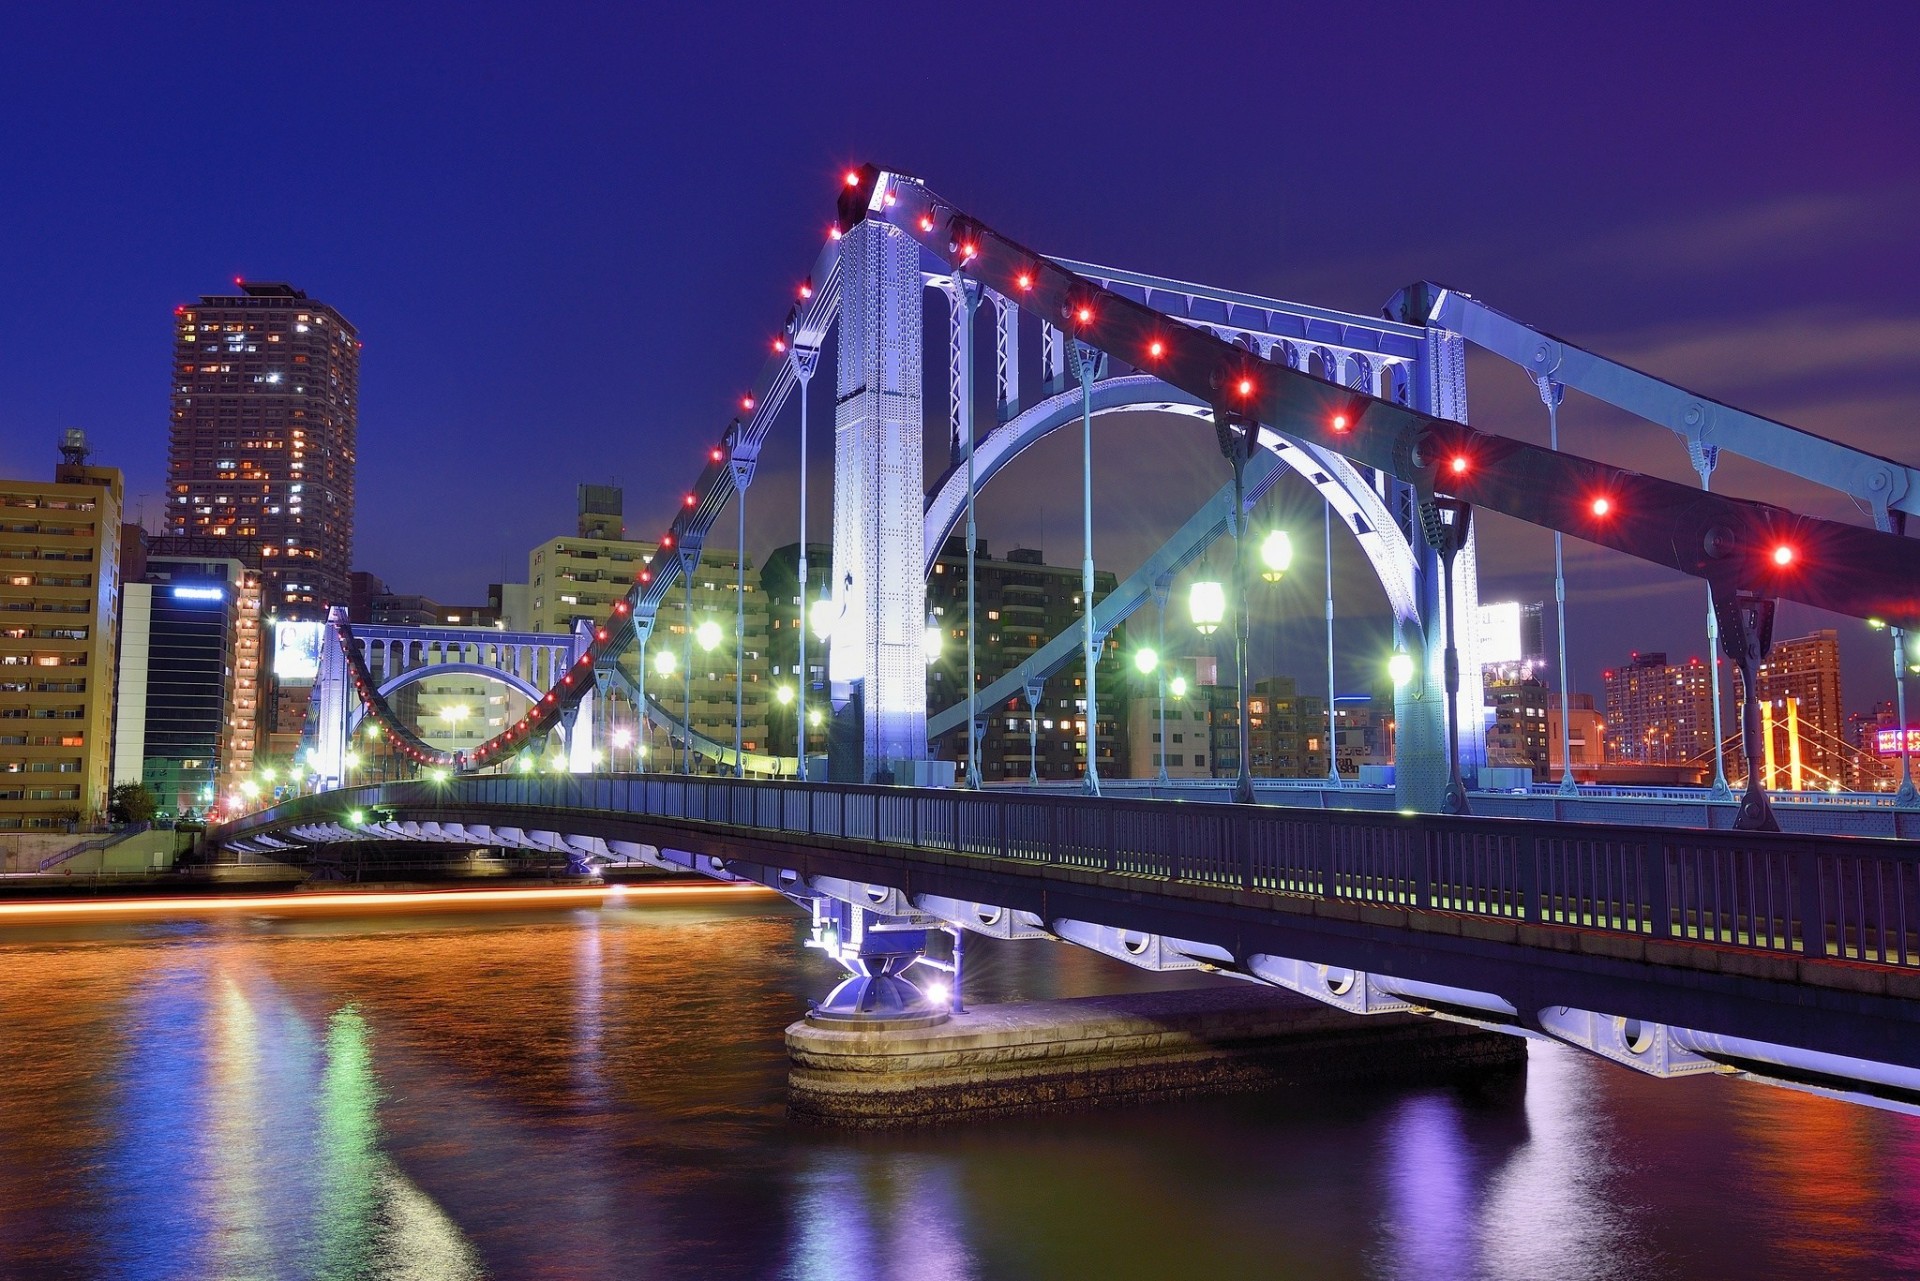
(1603, 651), (1716, 767)
(0, 433), (123, 829)
(165, 281), (358, 617)
(1739, 629), (1847, 790)
(924, 541), (1128, 783)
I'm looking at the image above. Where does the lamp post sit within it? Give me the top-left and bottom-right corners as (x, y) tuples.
(787, 340), (818, 782)
(809, 577), (839, 770)
(728, 427), (755, 780)
(1322, 505), (1341, 788)
(697, 619), (723, 769)
(1189, 568), (1228, 788)
(1071, 340), (1103, 797)
(1151, 577), (1171, 785)
(1870, 619), (1918, 805)
(654, 645), (679, 772)
(634, 617), (653, 774)
(1134, 644), (1161, 784)
(1213, 408), (1259, 805)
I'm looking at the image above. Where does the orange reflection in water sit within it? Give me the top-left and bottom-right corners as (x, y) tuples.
(1733, 1081), (1883, 1268)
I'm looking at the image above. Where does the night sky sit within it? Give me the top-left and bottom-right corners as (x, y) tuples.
(3, 3), (1915, 715)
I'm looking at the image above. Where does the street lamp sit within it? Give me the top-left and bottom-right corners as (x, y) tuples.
(696, 619), (722, 653)
(1189, 579), (1225, 636)
(1170, 674), (1188, 699)
(1389, 651), (1416, 689)
(654, 648), (677, 677)
(776, 684), (794, 706)
(924, 613), (942, 663)
(1259, 530), (1292, 583)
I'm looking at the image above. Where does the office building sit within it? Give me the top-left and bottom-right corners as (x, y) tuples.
(113, 557), (258, 818)
(0, 433), (123, 829)
(164, 281), (358, 616)
(1486, 675), (1551, 778)
(1125, 658), (1212, 779)
(924, 541), (1128, 782)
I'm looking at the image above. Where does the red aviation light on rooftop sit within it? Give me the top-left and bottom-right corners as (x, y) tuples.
(1772, 543), (1797, 568)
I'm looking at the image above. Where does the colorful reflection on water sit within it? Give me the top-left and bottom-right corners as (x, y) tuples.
(0, 894), (1915, 1278)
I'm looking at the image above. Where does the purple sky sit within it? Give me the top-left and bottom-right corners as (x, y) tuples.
(2, 3), (1915, 714)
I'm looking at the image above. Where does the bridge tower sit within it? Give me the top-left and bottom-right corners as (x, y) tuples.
(829, 216), (929, 782)
(1395, 327), (1486, 811)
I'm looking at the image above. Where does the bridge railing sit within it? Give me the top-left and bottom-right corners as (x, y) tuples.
(229, 774), (1920, 969)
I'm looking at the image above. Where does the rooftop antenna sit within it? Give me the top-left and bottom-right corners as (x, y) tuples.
(58, 428), (90, 468)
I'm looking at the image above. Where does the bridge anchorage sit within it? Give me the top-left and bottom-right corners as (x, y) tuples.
(231, 164), (1920, 1113)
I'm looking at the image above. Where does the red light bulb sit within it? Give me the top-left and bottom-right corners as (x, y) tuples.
(684, 493), (697, 507)
(1015, 272), (1033, 291)
(1449, 455), (1469, 475)
(773, 337), (787, 353)
(798, 281), (812, 299)
(843, 170), (860, 187)
(1075, 305), (1092, 324)
(1236, 377), (1255, 397)
(1590, 496), (1612, 517)
(740, 395), (754, 412)
(1148, 339), (1165, 358)
(1331, 414), (1349, 432)
(918, 213), (935, 233)
(1772, 543), (1796, 567)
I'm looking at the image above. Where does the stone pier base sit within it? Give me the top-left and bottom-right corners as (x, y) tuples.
(787, 984), (1527, 1127)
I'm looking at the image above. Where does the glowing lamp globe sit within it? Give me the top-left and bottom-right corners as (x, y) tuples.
(654, 648), (678, 677)
(1133, 646), (1159, 676)
(1188, 579), (1226, 635)
(611, 728), (634, 749)
(1389, 652), (1416, 688)
(696, 620), (722, 652)
(1259, 530), (1293, 583)
(923, 623), (942, 661)
(809, 596), (837, 642)
(776, 685), (794, 706)
(1169, 675), (1189, 698)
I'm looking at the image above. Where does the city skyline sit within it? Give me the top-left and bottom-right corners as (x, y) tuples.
(2, 6), (1915, 716)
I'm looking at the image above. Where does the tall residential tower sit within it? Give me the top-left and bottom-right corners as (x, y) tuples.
(165, 281), (358, 617)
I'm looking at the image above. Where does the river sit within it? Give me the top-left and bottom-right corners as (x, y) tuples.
(0, 887), (1915, 1279)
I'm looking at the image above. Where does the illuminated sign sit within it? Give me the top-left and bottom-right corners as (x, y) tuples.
(273, 620), (325, 681)
(1873, 727), (1920, 756)
(171, 585), (225, 602)
(1474, 601), (1523, 666)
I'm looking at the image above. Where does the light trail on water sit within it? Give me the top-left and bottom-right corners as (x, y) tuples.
(0, 881), (774, 920)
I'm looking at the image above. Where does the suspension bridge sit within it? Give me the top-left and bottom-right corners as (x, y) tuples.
(214, 166), (1920, 1113)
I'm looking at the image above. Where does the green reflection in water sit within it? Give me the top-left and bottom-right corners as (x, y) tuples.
(311, 1003), (485, 1281)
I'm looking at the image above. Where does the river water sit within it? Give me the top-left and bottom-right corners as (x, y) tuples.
(1, 887), (1915, 1280)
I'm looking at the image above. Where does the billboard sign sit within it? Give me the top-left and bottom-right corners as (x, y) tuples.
(273, 620), (325, 681)
(1474, 601), (1523, 666)
(1873, 727), (1920, 756)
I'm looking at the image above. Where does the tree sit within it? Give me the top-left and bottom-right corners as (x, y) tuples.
(109, 782), (157, 825)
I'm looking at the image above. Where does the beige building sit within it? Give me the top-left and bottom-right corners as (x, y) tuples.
(526, 494), (771, 762)
(1126, 668), (1214, 779)
(0, 435), (123, 829)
